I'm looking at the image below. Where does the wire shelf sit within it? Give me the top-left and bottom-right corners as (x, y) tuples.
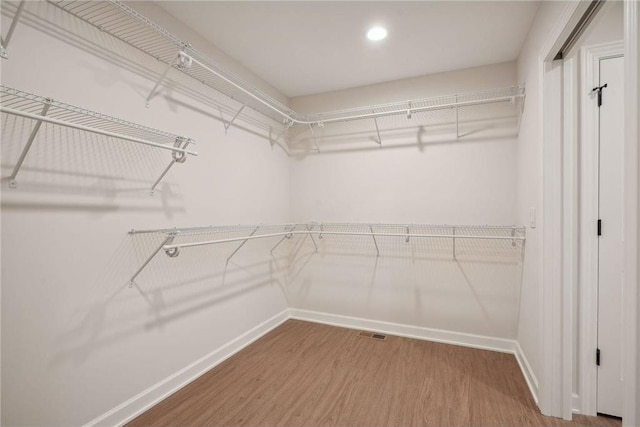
(46, 0), (295, 124)
(300, 86), (525, 125)
(1, 86), (193, 146)
(126, 222), (526, 286)
(45, 1), (526, 133)
(0, 85), (196, 192)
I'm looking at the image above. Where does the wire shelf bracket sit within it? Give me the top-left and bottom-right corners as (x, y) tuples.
(7, 100), (51, 188)
(128, 231), (178, 288)
(373, 116), (382, 146)
(1, 85), (197, 192)
(145, 47), (186, 108)
(369, 225), (380, 257)
(226, 226), (259, 264)
(0, 0), (25, 59)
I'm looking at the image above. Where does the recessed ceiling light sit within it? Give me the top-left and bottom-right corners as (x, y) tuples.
(367, 26), (388, 41)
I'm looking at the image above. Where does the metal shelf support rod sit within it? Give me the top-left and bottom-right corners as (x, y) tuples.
(453, 227), (457, 259)
(8, 101), (51, 188)
(129, 232), (177, 287)
(373, 117), (382, 145)
(370, 225), (379, 257)
(226, 226), (259, 263)
(0, 107), (198, 155)
(145, 48), (183, 107)
(0, 0), (25, 59)
(455, 95), (460, 139)
(150, 138), (191, 195)
(270, 225), (296, 254)
(308, 124), (320, 151)
(306, 224), (318, 252)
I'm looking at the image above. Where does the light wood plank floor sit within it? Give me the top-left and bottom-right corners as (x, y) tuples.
(127, 320), (621, 426)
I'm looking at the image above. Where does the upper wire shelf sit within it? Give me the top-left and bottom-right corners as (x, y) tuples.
(0, 85), (196, 193)
(46, 0), (295, 125)
(43, 1), (526, 133)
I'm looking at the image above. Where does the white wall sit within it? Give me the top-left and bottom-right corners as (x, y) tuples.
(0, 2), (289, 426)
(285, 62), (524, 339)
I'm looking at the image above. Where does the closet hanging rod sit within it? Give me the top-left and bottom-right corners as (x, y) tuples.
(0, 107), (197, 155)
(301, 94), (525, 125)
(162, 230), (525, 253)
(128, 223), (523, 236)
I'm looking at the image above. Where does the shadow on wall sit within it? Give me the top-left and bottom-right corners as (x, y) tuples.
(48, 230), (289, 367)
(0, 1), (288, 150)
(276, 224), (525, 338)
(0, 114), (187, 212)
(159, 94), (290, 154)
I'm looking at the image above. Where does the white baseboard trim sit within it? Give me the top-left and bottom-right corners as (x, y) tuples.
(289, 308), (516, 353)
(85, 308), (541, 426)
(83, 309), (290, 427)
(514, 341), (539, 405)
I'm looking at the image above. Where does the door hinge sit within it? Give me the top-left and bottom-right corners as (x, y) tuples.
(597, 219), (602, 236)
(596, 348), (601, 366)
(592, 83), (608, 107)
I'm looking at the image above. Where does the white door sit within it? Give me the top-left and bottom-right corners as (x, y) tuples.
(597, 55), (624, 418)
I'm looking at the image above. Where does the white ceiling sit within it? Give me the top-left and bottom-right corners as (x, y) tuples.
(157, 1), (540, 98)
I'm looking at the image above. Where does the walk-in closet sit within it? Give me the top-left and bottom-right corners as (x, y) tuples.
(1, 1), (639, 426)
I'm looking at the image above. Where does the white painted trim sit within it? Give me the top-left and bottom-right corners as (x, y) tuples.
(82, 309), (290, 427)
(562, 54), (578, 422)
(572, 393), (581, 414)
(541, 2), (590, 63)
(289, 308), (517, 353)
(537, 0), (590, 420)
(622, 1), (640, 425)
(541, 59), (565, 418)
(83, 308), (543, 426)
(515, 341), (540, 405)
(579, 40), (625, 418)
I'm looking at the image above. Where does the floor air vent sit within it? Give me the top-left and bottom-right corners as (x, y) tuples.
(358, 331), (387, 341)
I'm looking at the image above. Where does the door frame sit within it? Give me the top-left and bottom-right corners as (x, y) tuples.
(579, 40), (624, 417)
(621, 1), (639, 424)
(538, 2), (590, 420)
(538, 1), (639, 424)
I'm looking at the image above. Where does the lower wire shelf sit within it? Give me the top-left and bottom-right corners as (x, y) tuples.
(126, 222), (526, 287)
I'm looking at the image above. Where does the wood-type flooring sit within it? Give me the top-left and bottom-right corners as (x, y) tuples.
(127, 320), (621, 426)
